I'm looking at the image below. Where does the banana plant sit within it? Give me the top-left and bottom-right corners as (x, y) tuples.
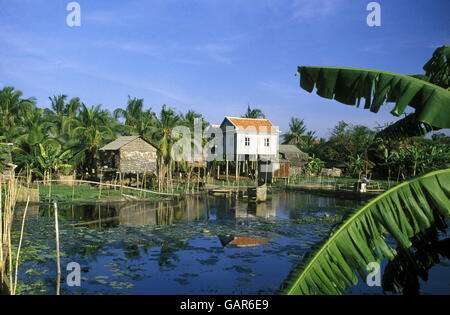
(280, 168), (450, 295)
(346, 154), (365, 177)
(306, 154), (325, 175)
(36, 142), (72, 183)
(296, 46), (450, 139)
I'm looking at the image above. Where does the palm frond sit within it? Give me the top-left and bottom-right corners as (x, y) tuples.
(280, 168), (450, 295)
(297, 66), (450, 129)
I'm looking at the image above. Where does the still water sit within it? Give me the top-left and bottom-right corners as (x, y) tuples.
(14, 192), (450, 295)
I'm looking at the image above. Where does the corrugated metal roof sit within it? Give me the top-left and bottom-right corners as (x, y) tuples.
(99, 136), (141, 151)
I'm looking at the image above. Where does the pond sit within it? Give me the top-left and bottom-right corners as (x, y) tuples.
(12, 192), (450, 295)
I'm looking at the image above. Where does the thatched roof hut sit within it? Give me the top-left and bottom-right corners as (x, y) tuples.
(99, 136), (157, 174)
(278, 144), (308, 167)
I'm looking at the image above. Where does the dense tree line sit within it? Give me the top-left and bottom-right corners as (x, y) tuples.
(282, 117), (450, 180)
(1, 86), (448, 184)
(0, 88), (209, 187)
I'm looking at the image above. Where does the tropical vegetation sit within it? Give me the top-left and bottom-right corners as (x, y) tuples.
(281, 45), (450, 295)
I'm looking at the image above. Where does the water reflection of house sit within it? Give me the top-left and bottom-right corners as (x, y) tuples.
(236, 201), (276, 219)
(117, 198), (206, 227)
(99, 136), (157, 175)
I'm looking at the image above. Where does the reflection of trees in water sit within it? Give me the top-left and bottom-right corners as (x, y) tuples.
(269, 192), (362, 219)
(30, 193), (363, 227)
(382, 220), (450, 295)
(34, 198), (210, 228)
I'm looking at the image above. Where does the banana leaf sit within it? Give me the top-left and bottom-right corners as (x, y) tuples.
(423, 45), (450, 89)
(297, 66), (450, 129)
(280, 168), (450, 295)
(375, 113), (439, 140)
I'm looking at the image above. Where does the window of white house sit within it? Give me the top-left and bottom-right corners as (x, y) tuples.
(245, 137), (250, 146)
(264, 138), (270, 147)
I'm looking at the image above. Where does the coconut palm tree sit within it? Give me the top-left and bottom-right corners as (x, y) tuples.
(0, 87), (36, 141)
(46, 95), (82, 148)
(114, 96), (153, 134)
(12, 108), (52, 169)
(149, 105), (182, 190)
(241, 105), (265, 119)
(69, 104), (115, 173)
(283, 117), (307, 147)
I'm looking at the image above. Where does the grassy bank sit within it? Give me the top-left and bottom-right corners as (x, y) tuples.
(36, 184), (170, 203)
(289, 176), (399, 190)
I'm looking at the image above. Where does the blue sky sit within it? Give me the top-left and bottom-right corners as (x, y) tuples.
(1, 0), (449, 138)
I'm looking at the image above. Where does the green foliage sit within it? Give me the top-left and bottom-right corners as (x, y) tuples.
(309, 121), (375, 169)
(297, 65), (450, 129)
(297, 46), (450, 142)
(281, 168), (450, 295)
(346, 154), (365, 177)
(422, 45), (450, 89)
(0, 86), (213, 183)
(241, 104), (265, 119)
(306, 154), (325, 175)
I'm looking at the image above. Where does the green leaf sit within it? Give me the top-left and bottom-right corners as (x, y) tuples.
(280, 168), (450, 295)
(297, 66), (450, 129)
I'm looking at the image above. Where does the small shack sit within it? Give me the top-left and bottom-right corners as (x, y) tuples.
(99, 136), (158, 174)
(258, 157), (290, 183)
(278, 144), (308, 176)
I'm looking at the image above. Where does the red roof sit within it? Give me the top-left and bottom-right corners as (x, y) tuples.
(225, 117), (278, 133)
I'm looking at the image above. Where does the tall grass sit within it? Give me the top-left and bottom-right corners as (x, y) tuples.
(0, 177), (29, 295)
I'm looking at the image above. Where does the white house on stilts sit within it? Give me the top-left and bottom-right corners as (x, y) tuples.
(209, 117), (280, 182)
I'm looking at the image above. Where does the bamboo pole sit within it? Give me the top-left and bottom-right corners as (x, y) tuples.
(12, 198), (29, 295)
(54, 202), (61, 296)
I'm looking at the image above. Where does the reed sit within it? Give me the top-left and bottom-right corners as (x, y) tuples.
(0, 177), (30, 295)
(0, 177), (16, 294)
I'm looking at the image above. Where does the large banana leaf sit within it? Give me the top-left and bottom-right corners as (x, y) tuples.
(297, 66), (450, 129)
(280, 168), (450, 295)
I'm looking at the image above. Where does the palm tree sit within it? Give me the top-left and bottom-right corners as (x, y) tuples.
(12, 108), (52, 170)
(69, 104), (115, 173)
(302, 130), (317, 151)
(0, 87), (36, 141)
(283, 117), (307, 147)
(282, 45), (450, 295)
(241, 105), (265, 119)
(149, 105), (182, 191)
(114, 96), (156, 141)
(46, 95), (82, 147)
